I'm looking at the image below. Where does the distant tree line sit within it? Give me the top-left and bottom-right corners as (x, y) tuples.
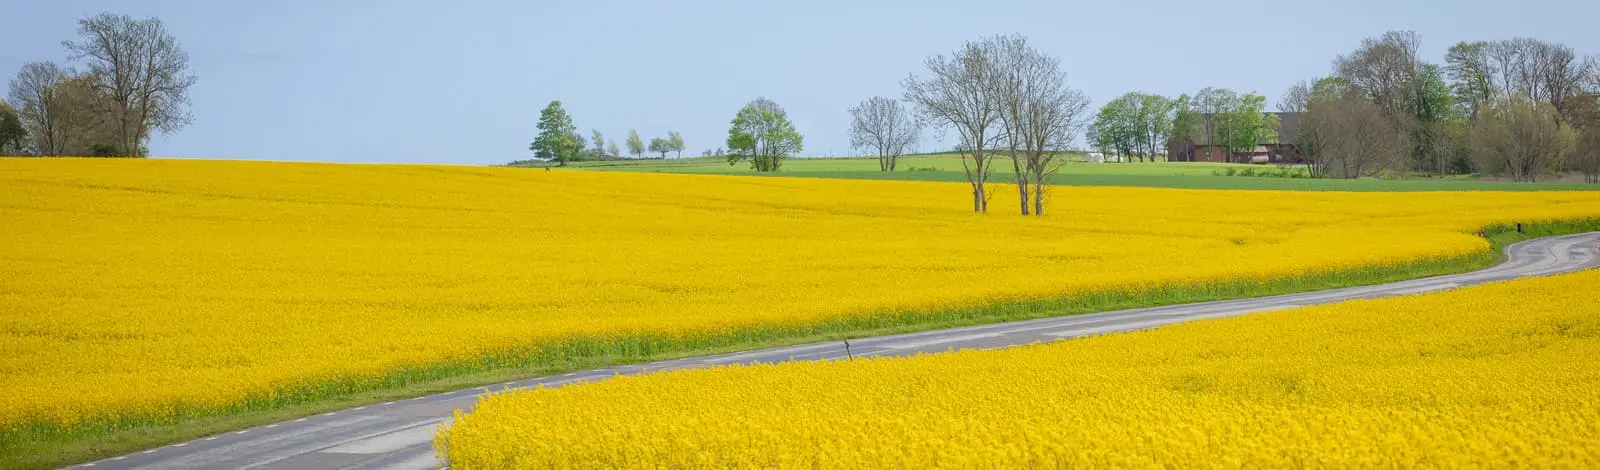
(3, 13), (196, 157)
(1088, 89), (1278, 164)
(1089, 31), (1600, 183)
(526, 101), (685, 166)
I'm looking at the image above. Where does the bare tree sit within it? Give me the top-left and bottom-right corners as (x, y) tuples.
(848, 96), (920, 172)
(990, 35), (1089, 215)
(1471, 95), (1570, 182)
(8, 62), (69, 155)
(1532, 42), (1591, 124)
(1303, 93), (1405, 178)
(1334, 30), (1421, 122)
(991, 34), (1037, 214)
(63, 13), (197, 157)
(905, 38), (1004, 213)
(1278, 80), (1312, 114)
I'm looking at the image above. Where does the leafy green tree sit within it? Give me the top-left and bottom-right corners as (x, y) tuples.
(529, 101), (580, 166)
(626, 129), (645, 159)
(1138, 94), (1175, 161)
(1309, 77), (1358, 105)
(726, 97), (803, 172)
(1089, 94), (1139, 160)
(1214, 93), (1277, 162)
(1167, 93), (1201, 160)
(648, 137), (670, 159)
(590, 129), (605, 156)
(1194, 87), (1238, 157)
(1444, 41), (1497, 122)
(667, 131), (684, 158)
(1409, 63), (1465, 173)
(606, 140), (621, 159)
(0, 101), (26, 154)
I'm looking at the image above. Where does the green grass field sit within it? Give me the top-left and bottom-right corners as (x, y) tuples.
(542, 154), (1600, 191)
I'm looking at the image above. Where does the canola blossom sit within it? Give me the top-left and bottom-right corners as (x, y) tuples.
(438, 268), (1600, 468)
(3, 158), (1600, 433)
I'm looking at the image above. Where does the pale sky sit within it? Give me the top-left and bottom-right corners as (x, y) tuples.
(3, 0), (1597, 164)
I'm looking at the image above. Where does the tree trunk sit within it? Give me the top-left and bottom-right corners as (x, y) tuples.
(1012, 150), (1029, 215)
(1032, 177), (1044, 216)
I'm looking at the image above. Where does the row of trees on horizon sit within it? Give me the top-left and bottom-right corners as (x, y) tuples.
(1087, 31), (1600, 183)
(521, 100), (691, 166)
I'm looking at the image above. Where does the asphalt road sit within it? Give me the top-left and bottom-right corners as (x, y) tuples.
(78, 232), (1600, 470)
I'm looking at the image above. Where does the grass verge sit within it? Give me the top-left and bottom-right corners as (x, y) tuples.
(5, 219), (1600, 469)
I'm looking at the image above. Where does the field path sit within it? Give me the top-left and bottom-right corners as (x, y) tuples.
(81, 232), (1600, 470)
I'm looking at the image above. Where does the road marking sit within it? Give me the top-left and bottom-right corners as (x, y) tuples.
(1386, 283), (1460, 296)
(881, 331), (1002, 350)
(235, 430), (249, 435)
(173, 443), (188, 447)
(294, 418), (308, 422)
(383, 401), (395, 405)
(323, 419), (447, 455)
(265, 423), (278, 428)
(142, 450), (156, 454)
(205, 436), (219, 441)
(110, 456), (125, 461)
(353, 406), (366, 411)
(1042, 319), (1175, 338)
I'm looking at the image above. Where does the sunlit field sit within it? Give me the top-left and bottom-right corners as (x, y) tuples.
(3, 158), (1600, 442)
(438, 268), (1600, 468)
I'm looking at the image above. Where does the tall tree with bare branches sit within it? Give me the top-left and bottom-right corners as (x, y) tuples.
(848, 96), (920, 172)
(8, 62), (69, 155)
(987, 34), (1090, 215)
(1303, 93), (1406, 178)
(905, 37), (1004, 213)
(62, 13), (196, 157)
(1335, 31), (1421, 122)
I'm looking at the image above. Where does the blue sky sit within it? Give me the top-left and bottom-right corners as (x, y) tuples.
(3, 0), (1597, 164)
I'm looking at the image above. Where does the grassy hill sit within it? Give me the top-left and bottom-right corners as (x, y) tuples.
(527, 154), (1600, 192)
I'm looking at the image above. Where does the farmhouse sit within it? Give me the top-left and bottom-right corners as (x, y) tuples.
(1169, 112), (1302, 164)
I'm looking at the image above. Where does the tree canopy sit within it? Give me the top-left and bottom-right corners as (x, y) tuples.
(726, 98), (803, 172)
(529, 101), (580, 166)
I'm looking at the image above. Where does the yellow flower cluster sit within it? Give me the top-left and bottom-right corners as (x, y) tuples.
(2, 158), (1599, 432)
(438, 269), (1600, 468)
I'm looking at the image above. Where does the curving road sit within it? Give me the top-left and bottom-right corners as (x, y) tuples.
(78, 232), (1600, 470)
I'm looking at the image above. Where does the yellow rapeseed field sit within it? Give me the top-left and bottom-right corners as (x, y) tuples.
(438, 268), (1600, 468)
(2, 158), (1599, 433)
